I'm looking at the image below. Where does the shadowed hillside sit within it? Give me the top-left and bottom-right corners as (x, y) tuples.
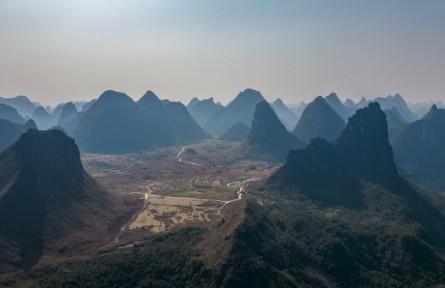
(292, 96), (346, 143)
(235, 101), (305, 161)
(204, 89), (265, 136)
(391, 105), (445, 193)
(0, 119), (36, 152)
(0, 130), (121, 271)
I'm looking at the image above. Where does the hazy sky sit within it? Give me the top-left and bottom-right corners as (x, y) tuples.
(1, 0), (444, 106)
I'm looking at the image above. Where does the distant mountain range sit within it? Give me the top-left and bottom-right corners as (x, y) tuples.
(271, 98), (299, 130)
(56, 102), (79, 135)
(203, 88), (266, 136)
(219, 121), (250, 142)
(74, 90), (210, 153)
(0, 119), (36, 152)
(234, 101), (305, 161)
(0, 104), (26, 124)
(374, 94), (418, 123)
(164, 100), (211, 143)
(31, 106), (57, 130)
(187, 97), (223, 128)
(391, 104), (445, 193)
(292, 96), (346, 143)
(0, 96), (39, 117)
(137, 90), (176, 147)
(384, 107), (407, 133)
(324, 92), (355, 122)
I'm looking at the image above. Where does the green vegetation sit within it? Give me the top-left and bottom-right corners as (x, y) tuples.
(35, 229), (212, 288)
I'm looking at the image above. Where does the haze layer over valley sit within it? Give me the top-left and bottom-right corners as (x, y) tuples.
(1, 1), (445, 287)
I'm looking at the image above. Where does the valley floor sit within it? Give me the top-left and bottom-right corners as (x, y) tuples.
(82, 140), (279, 240)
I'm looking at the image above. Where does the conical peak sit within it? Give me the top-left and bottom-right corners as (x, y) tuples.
(138, 90), (162, 107)
(230, 88), (265, 106)
(337, 102), (387, 146)
(98, 90), (133, 103)
(61, 102), (78, 114)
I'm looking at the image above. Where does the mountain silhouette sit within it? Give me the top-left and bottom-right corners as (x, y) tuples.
(137, 91), (176, 147)
(0, 96), (38, 117)
(0, 130), (120, 269)
(0, 103), (26, 124)
(391, 105), (445, 192)
(74, 90), (144, 153)
(0, 119), (36, 152)
(186, 97), (200, 110)
(187, 97), (223, 128)
(344, 97), (369, 110)
(273, 102), (397, 207)
(385, 107), (407, 133)
(56, 102), (79, 136)
(324, 92), (355, 121)
(292, 96), (346, 143)
(237, 101), (305, 161)
(31, 106), (57, 130)
(204, 88), (266, 135)
(271, 98), (299, 130)
(219, 121), (250, 141)
(51, 103), (65, 121)
(164, 101), (211, 143)
(374, 94), (417, 123)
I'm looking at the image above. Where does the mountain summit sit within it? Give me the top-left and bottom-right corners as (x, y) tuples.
(391, 105), (445, 192)
(236, 101), (305, 161)
(324, 92), (355, 121)
(74, 90), (143, 153)
(292, 96), (346, 143)
(204, 88), (266, 135)
(137, 90), (176, 147)
(273, 102), (397, 207)
(0, 130), (120, 269)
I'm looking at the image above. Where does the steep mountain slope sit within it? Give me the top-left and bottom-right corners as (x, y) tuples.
(374, 94), (417, 123)
(164, 101), (211, 143)
(15, 104), (445, 288)
(324, 92), (355, 121)
(187, 97), (223, 128)
(219, 122), (250, 141)
(277, 102), (397, 207)
(288, 101), (307, 120)
(81, 99), (97, 112)
(137, 91), (176, 147)
(344, 97), (369, 110)
(292, 96), (346, 143)
(51, 103), (65, 121)
(385, 108), (407, 133)
(204, 88), (266, 135)
(74, 90), (145, 153)
(32, 106), (57, 130)
(236, 101), (305, 161)
(57, 102), (79, 135)
(271, 98), (298, 130)
(0, 96), (37, 117)
(186, 97), (200, 110)
(0, 130), (121, 270)
(0, 104), (26, 124)
(391, 105), (445, 192)
(0, 119), (36, 152)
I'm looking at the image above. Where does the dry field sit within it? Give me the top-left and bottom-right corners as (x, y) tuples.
(82, 140), (280, 236)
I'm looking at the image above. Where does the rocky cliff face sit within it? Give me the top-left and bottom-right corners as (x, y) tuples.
(244, 101), (305, 161)
(0, 130), (120, 269)
(273, 102), (398, 207)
